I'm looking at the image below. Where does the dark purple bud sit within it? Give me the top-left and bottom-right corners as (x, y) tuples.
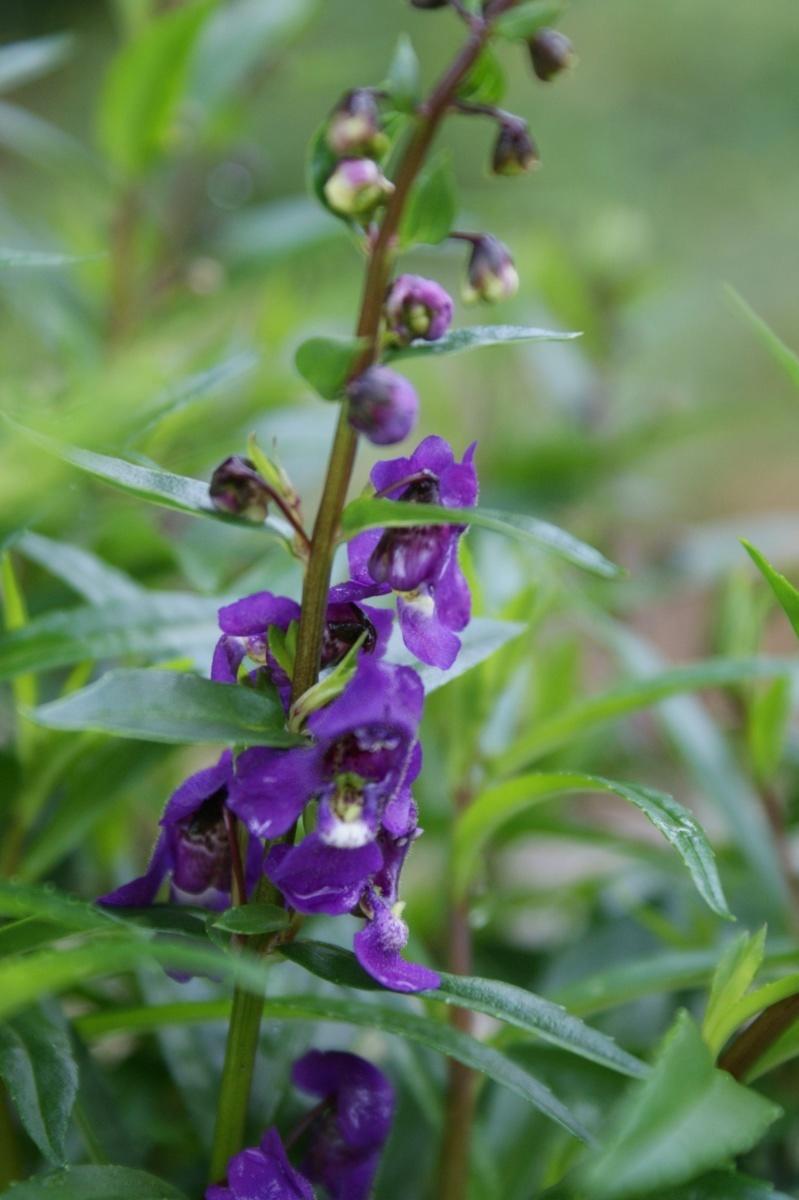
(326, 89), (385, 157)
(347, 366), (419, 446)
(322, 602), (378, 668)
(529, 28), (575, 82)
(410, 0), (448, 7)
(384, 274), (454, 346)
(463, 234), (519, 304)
(492, 119), (540, 177)
(210, 456), (270, 522)
(324, 158), (394, 217)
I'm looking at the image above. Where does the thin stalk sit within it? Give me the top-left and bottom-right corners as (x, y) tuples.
(209, 15), (495, 1187)
(107, 187), (140, 345)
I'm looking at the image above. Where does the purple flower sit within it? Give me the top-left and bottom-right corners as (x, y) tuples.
(384, 274), (453, 345)
(324, 158), (394, 217)
(347, 366), (419, 446)
(354, 809), (441, 993)
(293, 1051), (394, 1200)
(211, 588), (393, 698)
(231, 657), (422, 873)
(347, 436), (479, 669)
(99, 752), (259, 912)
(206, 1128), (313, 1200)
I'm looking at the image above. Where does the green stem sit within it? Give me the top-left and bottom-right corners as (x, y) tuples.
(209, 15), (494, 1187)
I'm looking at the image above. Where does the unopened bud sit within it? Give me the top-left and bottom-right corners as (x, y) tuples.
(410, 0), (448, 7)
(529, 29), (575, 82)
(324, 158), (395, 217)
(384, 274), (453, 346)
(492, 120), (539, 177)
(347, 366), (419, 446)
(326, 89), (385, 158)
(209, 456), (270, 522)
(463, 235), (519, 304)
(322, 602), (378, 668)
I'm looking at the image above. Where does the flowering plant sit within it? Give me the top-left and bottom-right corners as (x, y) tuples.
(1, 3), (797, 1200)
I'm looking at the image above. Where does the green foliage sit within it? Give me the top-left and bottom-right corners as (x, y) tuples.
(384, 34), (421, 113)
(340, 498), (622, 577)
(387, 323), (580, 360)
(578, 1013), (781, 1199)
(453, 771), (731, 917)
(399, 153), (458, 248)
(294, 334), (365, 399)
(30, 669), (303, 746)
(702, 928), (766, 1056)
(0, 1166), (189, 1199)
(98, 0), (216, 177)
(0, 1003), (77, 1164)
(743, 540), (799, 639)
(495, 2), (566, 40)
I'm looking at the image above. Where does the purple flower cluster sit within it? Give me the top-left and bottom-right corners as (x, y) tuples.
(101, 433), (478, 996)
(208, 1050), (394, 1200)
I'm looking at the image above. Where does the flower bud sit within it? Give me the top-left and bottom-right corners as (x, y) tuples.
(322, 602), (378, 668)
(463, 235), (519, 304)
(492, 119), (539, 176)
(410, 0), (448, 7)
(529, 29), (575, 82)
(324, 158), (394, 218)
(326, 89), (385, 157)
(384, 274), (454, 346)
(209, 456), (270, 522)
(347, 366), (419, 446)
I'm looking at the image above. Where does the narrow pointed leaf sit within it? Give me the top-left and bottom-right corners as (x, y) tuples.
(742, 540), (799, 638)
(702, 928), (766, 1055)
(339, 497), (622, 578)
(579, 1012), (780, 1199)
(282, 940), (647, 1079)
(0, 1003), (78, 1164)
(0, 35), (73, 94)
(727, 287), (799, 390)
(294, 335), (365, 399)
(28, 669), (303, 746)
(454, 771), (731, 918)
(388, 323), (579, 360)
(0, 1166), (189, 1199)
(16, 532), (142, 604)
(0, 594), (220, 679)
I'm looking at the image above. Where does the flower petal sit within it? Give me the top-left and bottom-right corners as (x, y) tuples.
(292, 1050), (394, 1153)
(98, 831), (171, 908)
(228, 747), (318, 839)
(218, 592), (300, 636)
(266, 835), (382, 915)
(354, 896), (440, 993)
(397, 594), (461, 669)
(162, 751), (233, 826)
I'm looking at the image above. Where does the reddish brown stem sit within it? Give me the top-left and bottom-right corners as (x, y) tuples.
(719, 994), (799, 1081)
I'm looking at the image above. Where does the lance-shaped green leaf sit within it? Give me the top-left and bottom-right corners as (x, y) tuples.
(0, 1003), (78, 1165)
(0, 594), (220, 679)
(399, 153), (457, 248)
(282, 940), (648, 1079)
(16, 532), (142, 604)
(209, 903), (289, 936)
(0, 248), (88, 269)
(497, 655), (795, 776)
(0, 1166), (189, 1199)
(0, 35), (74, 94)
(727, 287), (799, 391)
(384, 33), (420, 111)
(742, 540), (799, 639)
(28, 669), (304, 747)
(494, 1), (565, 40)
(295, 335), (365, 399)
(9, 420), (291, 544)
(98, 0), (216, 176)
(453, 771), (731, 918)
(579, 1012), (781, 1199)
(659, 1172), (796, 1200)
(387, 323), (579, 361)
(339, 498), (622, 579)
(702, 928), (766, 1056)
